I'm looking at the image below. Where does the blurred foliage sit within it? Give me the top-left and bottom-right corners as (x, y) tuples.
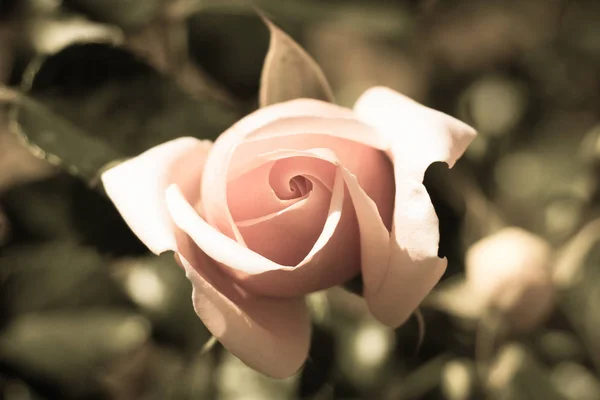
(12, 41), (240, 184)
(1, 0), (600, 399)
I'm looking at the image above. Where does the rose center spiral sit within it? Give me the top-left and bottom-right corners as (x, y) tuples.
(275, 175), (313, 200)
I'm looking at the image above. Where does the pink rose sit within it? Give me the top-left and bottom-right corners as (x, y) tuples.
(101, 87), (476, 377)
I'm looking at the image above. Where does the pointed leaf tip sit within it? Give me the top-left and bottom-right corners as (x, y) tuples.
(258, 12), (334, 107)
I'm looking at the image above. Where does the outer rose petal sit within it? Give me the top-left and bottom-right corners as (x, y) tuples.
(354, 87), (477, 327)
(354, 87), (476, 178)
(365, 179), (447, 327)
(176, 233), (311, 379)
(101, 137), (211, 254)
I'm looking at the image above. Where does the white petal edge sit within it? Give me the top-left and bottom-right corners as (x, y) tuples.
(365, 179), (448, 327)
(177, 250), (311, 378)
(354, 86), (477, 327)
(101, 137), (211, 254)
(354, 86), (476, 179)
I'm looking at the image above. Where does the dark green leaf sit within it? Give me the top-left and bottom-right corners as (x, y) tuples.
(9, 91), (121, 185)
(10, 43), (240, 184)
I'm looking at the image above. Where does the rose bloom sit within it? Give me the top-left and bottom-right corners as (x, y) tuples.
(102, 87), (476, 377)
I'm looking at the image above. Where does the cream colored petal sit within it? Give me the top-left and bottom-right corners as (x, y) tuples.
(354, 87), (477, 327)
(365, 179), (448, 327)
(101, 137), (211, 254)
(171, 146), (391, 298)
(176, 236), (311, 378)
(236, 177), (331, 267)
(354, 86), (476, 179)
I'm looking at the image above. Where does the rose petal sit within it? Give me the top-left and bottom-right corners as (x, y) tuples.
(171, 148), (345, 270)
(230, 130), (394, 230)
(236, 176), (331, 267)
(244, 116), (388, 148)
(228, 155), (336, 222)
(232, 155), (337, 268)
(338, 167), (392, 294)
(170, 145), (393, 298)
(200, 99), (387, 246)
(167, 180), (330, 274)
(176, 234), (311, 378)
(227, 161), (294, 222)
(354, 86), (476, 179)
(103, 137), (310, 378)
(101, 137), (211, 254)
(166, 154), (352, 296)
(354, 87), (477, 327)
(231, 166), (363, 297)
(365, 179), (448, 327)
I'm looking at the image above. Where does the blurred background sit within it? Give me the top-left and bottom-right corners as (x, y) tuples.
(1, 0), (600, 399)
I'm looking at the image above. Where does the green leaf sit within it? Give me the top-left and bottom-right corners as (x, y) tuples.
(9, 43), (240, 184)
(9, 90), (122, 185)
(258, 13), (334, 107)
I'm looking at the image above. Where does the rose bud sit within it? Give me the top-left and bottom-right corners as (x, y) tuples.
(101, 87), (476, 377)
(466, 227), (555, 332)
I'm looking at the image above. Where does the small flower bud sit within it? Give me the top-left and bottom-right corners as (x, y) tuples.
(466, 227), (555, 332)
